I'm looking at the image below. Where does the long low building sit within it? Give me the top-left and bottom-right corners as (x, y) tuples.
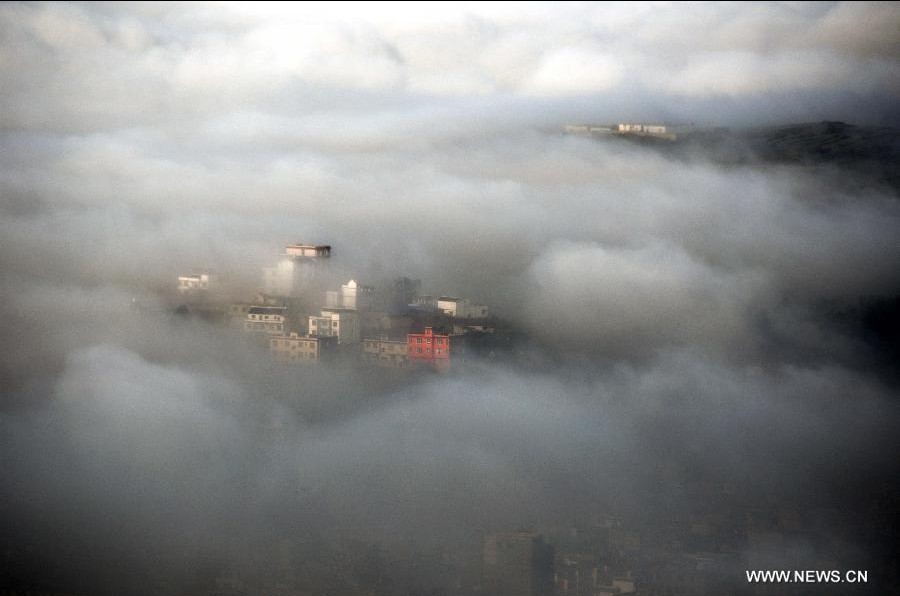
(270, 332), (337, 364)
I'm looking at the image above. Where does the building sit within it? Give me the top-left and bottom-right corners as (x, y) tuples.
(615, 123), (680, 141)
(411, 295), (438, 310)
(482, 531), (554, 596)
(270, 332), (337, 364)
(437, 297), (489, 319)
(228, 294), (284, 327)
(407, 327), (450, 371)
(564, 124), (614, 138)
(284, 244), (331, 258)
(244, 305), (286, 335)
(308, 308), (360, 344)
(362, 338), (409, 368)
(325, 279), (375, 310)
(263, 243), (331, 297)
(376, 277), (421, 310)
(177, 272), (213, 295)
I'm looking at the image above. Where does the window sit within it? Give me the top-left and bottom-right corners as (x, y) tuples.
(436, 349), (442, 355)
(426, 338), (432, 344)
(417, 337), (423, 343)
(417, 348), (422, 354)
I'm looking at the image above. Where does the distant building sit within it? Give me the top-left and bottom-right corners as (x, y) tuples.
(325, 279), (375, 310)
(263, 243), (331, 297)
(270, 332), (337, 364)
(565, 122), (693, 141)
(244, 305), (286, 335)
(407, 327), (450, 371)
(308, 308), (360, 344)
(564, 124), (614, 137)
(362, 338), (409, 368)
(412, 295), (438, 310)
(284, 244), (331, 258)
(228, 294), (284, 328)
(177, 272), (213, 295)
(482, 531), (554, 596)
(615, 123), (683, 140)
(377, 277), (421, 310)
(437, 296), (489, 319)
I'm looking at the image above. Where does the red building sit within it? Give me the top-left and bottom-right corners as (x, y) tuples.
(407, 327), (450, 371)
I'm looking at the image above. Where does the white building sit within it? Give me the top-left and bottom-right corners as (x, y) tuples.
(262, 243), (331, 297)
(615, 123), (688, 140)
(177, 273), (213, 295)
(437, 297), (489, 319)
(341, 279), (374, 310)
(244, 306), (286, 335)
(325, 279), (375, 310)
(308, 308), (360, 344)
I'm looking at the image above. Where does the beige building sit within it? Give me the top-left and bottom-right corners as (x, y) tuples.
(308, 308), (360, 344)
(270, 332), (337, 364)
(244, 305), (286, 335)
(362, 338), (409, 368)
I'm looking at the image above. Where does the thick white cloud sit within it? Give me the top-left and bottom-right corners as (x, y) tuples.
(1, 1), (898, 132)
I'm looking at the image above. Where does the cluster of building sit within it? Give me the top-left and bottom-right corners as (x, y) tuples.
(177, 243), (493, 373)
(564, 123), (726, 142)
(477, 493), (870, 596)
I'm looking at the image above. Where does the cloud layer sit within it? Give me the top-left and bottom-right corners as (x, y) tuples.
(1, 2), (899, 594)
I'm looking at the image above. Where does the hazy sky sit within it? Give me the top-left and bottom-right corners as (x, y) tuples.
(1, 2), (899, 594)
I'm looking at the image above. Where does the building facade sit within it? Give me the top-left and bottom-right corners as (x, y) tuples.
(244, 306), (286, 335)
(325, 279), (375, 310)
(270, 332), (337, 364)
(362, 338), (409, 368)
(407, 327), (450, 371)
(308, 308), (361, 344)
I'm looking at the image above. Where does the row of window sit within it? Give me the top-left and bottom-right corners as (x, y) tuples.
(310, 320), (340, 328)
(245, 322), (283, 331)
(413, 348), (444, 355)
(413, 337), (446, 345)
(273, 340), (317, 349)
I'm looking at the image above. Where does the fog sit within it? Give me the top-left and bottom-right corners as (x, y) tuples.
(1, 2), (899, 595)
